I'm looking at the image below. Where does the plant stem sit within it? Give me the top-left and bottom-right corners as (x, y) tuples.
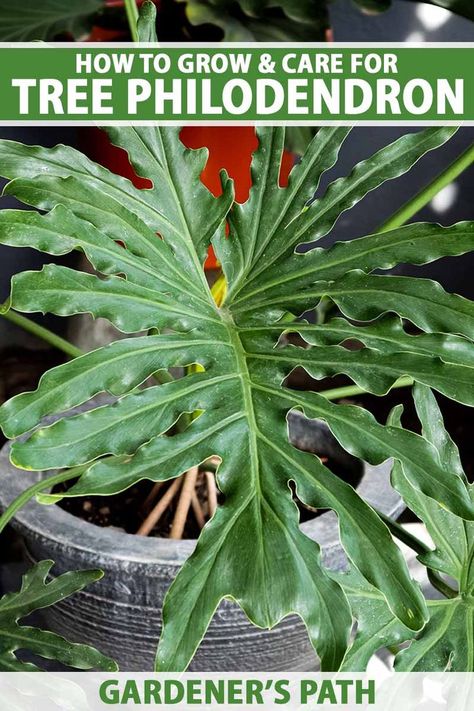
(319, 375), (414, 402)
(170, 466), (199, 539)
(0, 469), (83, 536)
(124, 0), (140, 41)
(1, 307), (82, 360)
(378, 142), (474, 233)
(142, 481), (164, 511)
(205, 470), (218, 517)
(137, 476), (183, 536)
(191, 488), (206, 528)
(378, 511), (458, 600)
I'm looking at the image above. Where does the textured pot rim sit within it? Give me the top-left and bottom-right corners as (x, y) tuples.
(0, 436), (403, 567)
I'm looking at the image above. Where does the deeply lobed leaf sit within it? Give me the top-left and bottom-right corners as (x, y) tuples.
(340, 385), (474, 671)
(0, 561), (116, 671)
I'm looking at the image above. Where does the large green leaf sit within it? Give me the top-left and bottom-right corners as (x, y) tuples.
(0, 561), (116, 671)
(339, 385), (474, 671)
(3, 114), (474, 670)
(0, 0), (103, 41)
(244, 337), (474, 405)
(0, 132), (233, 290)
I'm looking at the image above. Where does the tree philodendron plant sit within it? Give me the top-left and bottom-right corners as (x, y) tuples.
(338, 384), (474, 671)
(1, 1), (474, 673)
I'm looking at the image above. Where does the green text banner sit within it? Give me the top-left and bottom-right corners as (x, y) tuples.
(0, 43), (472, 125)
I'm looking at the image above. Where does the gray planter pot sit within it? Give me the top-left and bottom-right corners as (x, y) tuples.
(0, 412), (402, 672)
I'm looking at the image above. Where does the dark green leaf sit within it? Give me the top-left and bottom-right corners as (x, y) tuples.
(236, 272), (474, 341)
(395, 599), (474, 671)
(340, 386), (474, 671)
(0, 333), (221, 439)
(6, 263), (218, 334)
(0, 561), (117, 671)
(104, 126), (234, 271)
(245, 337), (474, 405)
(216, 126), (351, 303)
(336, 567), (413, 672)
(393, 385), (474, 588)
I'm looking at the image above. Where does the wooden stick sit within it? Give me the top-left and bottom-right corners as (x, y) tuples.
(169, 466), (199, 539)
(136, 477), (182, 536)
(142, 481), (164, 511)
(191, 489), (206, 529)
(205, 471), (218, 517)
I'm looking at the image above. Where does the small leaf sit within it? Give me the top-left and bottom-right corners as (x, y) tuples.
(0, 561), (117, 671)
